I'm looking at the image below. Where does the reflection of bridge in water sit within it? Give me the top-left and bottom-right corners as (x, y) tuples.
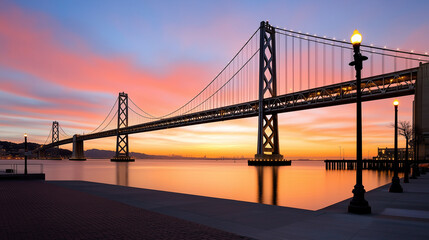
(256, 166), (279, 205)
(116, 162), (129, 186)
(34, 21), (429, 164)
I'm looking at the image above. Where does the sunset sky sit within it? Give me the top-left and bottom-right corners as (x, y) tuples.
(1, 0), (428, 159)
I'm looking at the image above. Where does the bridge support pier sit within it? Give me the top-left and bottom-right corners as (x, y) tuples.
(415, 63), (429, 163)
(248, 21), (290, 166)
(112, 92), (134, 162)
(70, 135), (86, 161)
(37, 149), (46, 159)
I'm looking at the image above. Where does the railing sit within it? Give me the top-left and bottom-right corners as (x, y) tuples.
(0, 164), (44, 174)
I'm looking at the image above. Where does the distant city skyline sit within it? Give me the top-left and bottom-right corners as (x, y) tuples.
(1, 0), (428, 158)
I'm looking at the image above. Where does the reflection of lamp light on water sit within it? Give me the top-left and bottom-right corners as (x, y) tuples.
(116, 162), (129, 186)
(256, 166), (279, 205)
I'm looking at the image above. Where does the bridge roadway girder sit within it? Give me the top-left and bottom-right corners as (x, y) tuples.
(42, 67), (418, 150)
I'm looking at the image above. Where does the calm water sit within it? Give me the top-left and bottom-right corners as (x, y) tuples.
(2, 159), (397, 210)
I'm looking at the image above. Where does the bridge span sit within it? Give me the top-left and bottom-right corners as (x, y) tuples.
(35, 21), (429, 164)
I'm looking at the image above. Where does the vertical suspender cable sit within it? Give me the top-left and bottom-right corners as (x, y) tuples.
(285, 34), (288, 94)
(278, 34), (281, 95)
(300, 36), (302, 90)
(323, 38), (326, 86)
(341, 43), (343, 82)
(394, 52), (397, 72)
(371, 48), (374, 77)
(350, 49), (353, 79)
(332, 42), (335, 84)
(308, 37), (310, 89)
(315, 37), (318, 87)
(292, 35), (295, 92)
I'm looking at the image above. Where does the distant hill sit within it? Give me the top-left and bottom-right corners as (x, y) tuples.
(1, 140), (245, 160)
(0, 140), (72, 159)
(85, 149), (154, 159)
(85, 149), (207, 159)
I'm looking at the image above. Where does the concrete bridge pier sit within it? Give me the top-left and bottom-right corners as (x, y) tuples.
(37, 149), (46, 159)
(415, 63), (429, 162)
(69, 135), (86, 161)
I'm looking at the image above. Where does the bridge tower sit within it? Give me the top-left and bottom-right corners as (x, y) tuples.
(52, 121), (59, 145)
(50, 121), (61, 159)
(111, 92), (134, 162)
(249, 21), (289, 166)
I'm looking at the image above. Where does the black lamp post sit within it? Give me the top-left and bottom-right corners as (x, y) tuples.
(389, 100), (403, 192)
(348, 30), (371, 214)
(24, 133), (28, 175)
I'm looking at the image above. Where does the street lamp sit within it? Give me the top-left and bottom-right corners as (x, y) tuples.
(24, 133), (28, 175)
(389, 100), (403, 192)
(348, 30), (371, 214)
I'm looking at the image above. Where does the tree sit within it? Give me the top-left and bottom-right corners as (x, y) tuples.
(398, 121), (412, 183)
(398, 121), (412, 145)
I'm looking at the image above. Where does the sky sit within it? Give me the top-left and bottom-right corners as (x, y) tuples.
(1, 0), (428, 159)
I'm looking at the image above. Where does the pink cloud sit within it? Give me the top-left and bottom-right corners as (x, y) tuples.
(0, 5), (216, 118)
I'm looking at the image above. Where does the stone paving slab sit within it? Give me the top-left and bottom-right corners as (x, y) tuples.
(51, 173), (429, 240)
(0, 181), (250, 240)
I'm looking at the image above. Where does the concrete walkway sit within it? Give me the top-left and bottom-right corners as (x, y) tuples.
(51, 174), (429, 240)
(0, 181), (250, 240)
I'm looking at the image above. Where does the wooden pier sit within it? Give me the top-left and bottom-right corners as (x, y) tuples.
(324, 160), (408, 170)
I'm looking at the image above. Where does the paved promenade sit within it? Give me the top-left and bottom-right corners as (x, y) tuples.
(1, 174), (428, 239)
(52, 174), (429, 240)
(0, 181), (249, 240)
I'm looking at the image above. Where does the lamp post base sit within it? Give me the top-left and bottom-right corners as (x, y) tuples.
(348, 185), (371, 214)
(389, 176), (403, 193)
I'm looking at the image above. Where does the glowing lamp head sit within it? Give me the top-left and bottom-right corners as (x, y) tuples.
(393, 99), (399, 106)
(350, 30), (362, 45)
(24, 133), (27, 137)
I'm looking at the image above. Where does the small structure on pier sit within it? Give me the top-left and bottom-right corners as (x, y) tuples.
(372, 147), (413, 161)
(325, 147), (415, 170)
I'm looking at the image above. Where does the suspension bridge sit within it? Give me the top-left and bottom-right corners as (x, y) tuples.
(34, 21), (429, 164)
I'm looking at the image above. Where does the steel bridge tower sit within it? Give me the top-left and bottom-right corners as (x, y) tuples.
(50, 121), (61, 159)
(52, 121), (59, 146)
(112, 92), (134, 162)
(249, 21), (290, 166)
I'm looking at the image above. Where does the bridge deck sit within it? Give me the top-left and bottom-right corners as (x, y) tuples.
(41, 68), (417, 149)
